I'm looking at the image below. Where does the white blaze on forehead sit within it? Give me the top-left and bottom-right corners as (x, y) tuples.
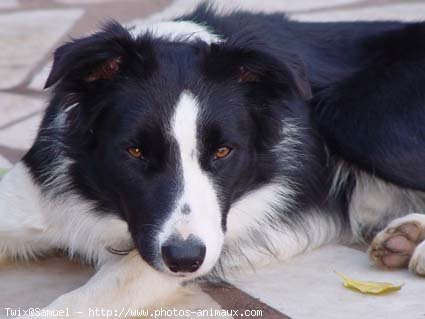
(172, 92), (199, 161)
(129, 20), (221, 44)
(158, 91), (224, 275)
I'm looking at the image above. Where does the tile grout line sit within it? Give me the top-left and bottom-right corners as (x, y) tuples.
(201, 283), (291, 319)
(0, 109), (44, 131)
(0, 145), (26, 163)
(288, 0), (415, 15)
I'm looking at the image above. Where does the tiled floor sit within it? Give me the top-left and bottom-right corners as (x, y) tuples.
(1, 0), (425, 318)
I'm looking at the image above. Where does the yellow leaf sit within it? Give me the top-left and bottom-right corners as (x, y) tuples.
(335, 271), (403, 294)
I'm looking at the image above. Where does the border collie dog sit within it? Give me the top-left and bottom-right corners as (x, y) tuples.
(1, 4), (425, 315)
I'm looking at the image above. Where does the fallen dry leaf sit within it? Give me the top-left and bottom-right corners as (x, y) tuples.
(335, 271), (403, 294)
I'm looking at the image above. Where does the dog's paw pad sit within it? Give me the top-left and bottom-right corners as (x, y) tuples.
(369, 221), (424, 269)
(370, 234), (412, 268)
(394, 222), (423, 241)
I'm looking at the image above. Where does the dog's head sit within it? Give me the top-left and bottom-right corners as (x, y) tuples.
(43, 22), (312, 277)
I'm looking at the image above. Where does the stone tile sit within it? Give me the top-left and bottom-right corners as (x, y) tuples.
(0, 145), (25, 164)
(130, 0), (360, 24)
(149, 285), (232, 319)
(0, 93), (44, 150)
(0, 257), (228, 319)
(0, 9), (83, 89)
(0, 154), (12, 169)
(28, 61), (52, 91)
(0, 92), (44, 127)
(203, 284), (290, 319)
(0, 112), (42, 150)
(56, 0), (118, 3)
(0, 0), (19, 9)
(293, 3), (425, 22)
(216, 0), (359, 13)
(229, 245), (425, 319)
(0, 257), (93, 317)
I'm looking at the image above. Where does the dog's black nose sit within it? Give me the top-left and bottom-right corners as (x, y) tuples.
(161, 235), (206, 273)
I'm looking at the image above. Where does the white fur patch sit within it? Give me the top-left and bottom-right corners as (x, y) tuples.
(225, 122), (304, 242)
(347, 169), (425, 243)
(129, 20), (220, 44)
(226, 183), (290, 240)
(158, 92), (224, 276)
(221, 183), (341, 273)
(0, 162), (131, 265)
(0, 163), (47, 260)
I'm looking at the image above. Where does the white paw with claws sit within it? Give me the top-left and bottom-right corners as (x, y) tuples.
(369, 213), (425, 276)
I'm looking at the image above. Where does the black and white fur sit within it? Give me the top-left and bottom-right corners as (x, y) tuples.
(1, 4), (425, 316)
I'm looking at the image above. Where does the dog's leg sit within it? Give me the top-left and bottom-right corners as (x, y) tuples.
(0, 162), (53, 261)
(369, 213), (425, 276)
(19, 251), (182, 319)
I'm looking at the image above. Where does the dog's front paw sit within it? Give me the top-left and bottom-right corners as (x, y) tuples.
(369, 214), (425, 270)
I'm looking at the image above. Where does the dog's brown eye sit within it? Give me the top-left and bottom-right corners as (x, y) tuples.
(127, 147), (143, 159)
(214, 146), (232, 160)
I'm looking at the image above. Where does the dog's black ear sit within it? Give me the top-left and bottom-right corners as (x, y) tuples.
(43, 22), (157, 138)
(204, 41), (312, 100)
(44, 21), (142, 89)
